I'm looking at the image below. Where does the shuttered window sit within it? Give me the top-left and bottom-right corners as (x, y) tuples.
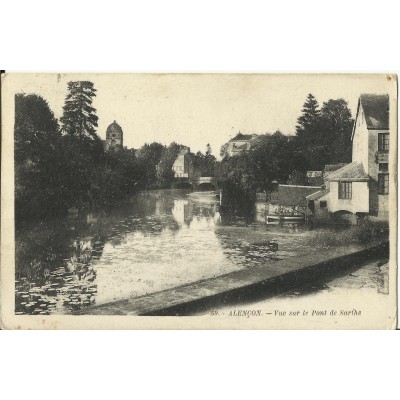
(378, 133), (389, 151)
(339, 182), (352, 199)
(378, 174), (389, 195)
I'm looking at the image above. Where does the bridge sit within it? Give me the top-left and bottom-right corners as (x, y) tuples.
(172, 176), (217, 190)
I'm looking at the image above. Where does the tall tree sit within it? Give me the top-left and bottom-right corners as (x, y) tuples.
(296, 93), (321, 141)
(194, 144), (216, 177)
(14, 94), (64, 219)
(136, 142), (165, 188)
(156, 142), (183, 188)
(205, 143), (212, 157)
(295, 94), (327, 170)
(59, 81), (103, 209)
(60, 81), (99, 141)
(320, 99), (353, 163)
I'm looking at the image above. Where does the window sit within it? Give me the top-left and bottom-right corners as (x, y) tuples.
(378, 174), (389, 195)
(339, 182), (352, 199)
(379, 163), (388, 172)
(320, 201), (327, 208)
(378, 133), (389, 151)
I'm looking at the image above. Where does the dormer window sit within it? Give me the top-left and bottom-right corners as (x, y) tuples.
(378, 133), (389, 152)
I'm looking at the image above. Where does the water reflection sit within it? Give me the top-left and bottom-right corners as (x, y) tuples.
(14, 191), (333, 315)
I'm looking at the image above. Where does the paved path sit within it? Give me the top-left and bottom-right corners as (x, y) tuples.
(75, 240), (388, 316)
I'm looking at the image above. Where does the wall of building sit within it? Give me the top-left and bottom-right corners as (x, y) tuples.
(173, 152), (201, 180)
(106, 138), (123, 149)
(352, 104), (369, 170)
(173, 153), (189, 178)
(329, 181), (369, 214)
(368, 130), (389, 216)
(368, 129), (389, 180)
(352, 103), (389, 220)
(313, 193), (330, 221)
(227, 140), (251, 157)
(378, 195), (389, 219)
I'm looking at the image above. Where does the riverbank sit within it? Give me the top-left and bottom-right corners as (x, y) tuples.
(75, 239), (389, 316)
(194, 259), (389, 316)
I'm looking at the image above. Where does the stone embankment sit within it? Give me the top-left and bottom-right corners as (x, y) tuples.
(75, 240), (388, 316)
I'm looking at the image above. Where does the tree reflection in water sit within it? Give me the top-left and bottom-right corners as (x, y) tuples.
(15, 191), (284, 315)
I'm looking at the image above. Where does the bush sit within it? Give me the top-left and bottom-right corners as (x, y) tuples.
(308, 219), (389, 248)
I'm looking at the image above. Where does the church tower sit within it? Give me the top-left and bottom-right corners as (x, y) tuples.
(105, 120), (123, 149)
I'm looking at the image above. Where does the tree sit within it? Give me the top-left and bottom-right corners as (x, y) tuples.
(14, 94), (64, 219)
(203, 144), (216, 176)
(60, 81), (99, 141)
(205, 143), (212, 157)
(156, 142), (183, 188)
(215, 132), (298, 208)
(59, 81), (103, 209)
(136, 142), (165, 188)
(295, 94), (328, 170)
(220, 142), (229, 158)
(320, 99), (353, 163)
(296, 93), (321, 140)
(295, 94), (354, 170)
(194, 144), (216, 177)
(99, 148), (143, 205)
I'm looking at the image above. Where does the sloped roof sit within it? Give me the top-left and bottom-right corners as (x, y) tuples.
(230, 133), (258, 141)
(360, 94), (389, 130)
(306, 188), (330, 201)
(232, 142), (248, 150)
(324, 163), (347, 173)
(328, 162), (369, 182)
(276, 185), (322, 206)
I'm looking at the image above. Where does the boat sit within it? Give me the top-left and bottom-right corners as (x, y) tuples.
(266, 214), (305, 222)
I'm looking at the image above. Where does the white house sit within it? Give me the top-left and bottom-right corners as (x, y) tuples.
(172, 147), (200, 180)
(226, 133), (258, 157)
(307, 94), (389, 222)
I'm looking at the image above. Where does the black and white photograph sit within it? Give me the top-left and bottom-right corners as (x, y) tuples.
(0, 73), (397, 329)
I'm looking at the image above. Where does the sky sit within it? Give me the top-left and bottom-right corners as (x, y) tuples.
(9, 73), (393, 158)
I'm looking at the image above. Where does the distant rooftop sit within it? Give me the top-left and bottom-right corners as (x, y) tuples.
(230, 133), (258, 141)
(360, 94), (389, 130)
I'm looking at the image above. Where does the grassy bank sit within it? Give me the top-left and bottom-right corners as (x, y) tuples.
(307, 219), (389, 248)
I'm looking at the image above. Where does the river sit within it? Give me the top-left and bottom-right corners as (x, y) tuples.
(14, 189), (388, 315)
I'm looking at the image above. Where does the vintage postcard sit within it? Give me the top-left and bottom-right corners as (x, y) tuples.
(1, 73), (397, 329)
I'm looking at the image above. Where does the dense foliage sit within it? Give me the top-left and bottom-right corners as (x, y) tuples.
(217, 94), (354, 203)
(195, 144), (217, 177)
(295, 94), (354, 170)
(15, 94), (65, 218)
(15, 87), (355, 222)
(15, 84), (144, 222)
(216, 132), (299, 200)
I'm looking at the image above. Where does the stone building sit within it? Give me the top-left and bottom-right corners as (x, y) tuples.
(172, 147), (200, 180)
(103, 120), (123, 150)
(307, 94), (389, 222)
(226, 133), (258, 157)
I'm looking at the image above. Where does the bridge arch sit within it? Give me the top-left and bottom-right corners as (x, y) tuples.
(193, 176), (217, 191)
(332, 210), (357, 225)
(173, 181), (193, 189)
(196, 182), (217, 191)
